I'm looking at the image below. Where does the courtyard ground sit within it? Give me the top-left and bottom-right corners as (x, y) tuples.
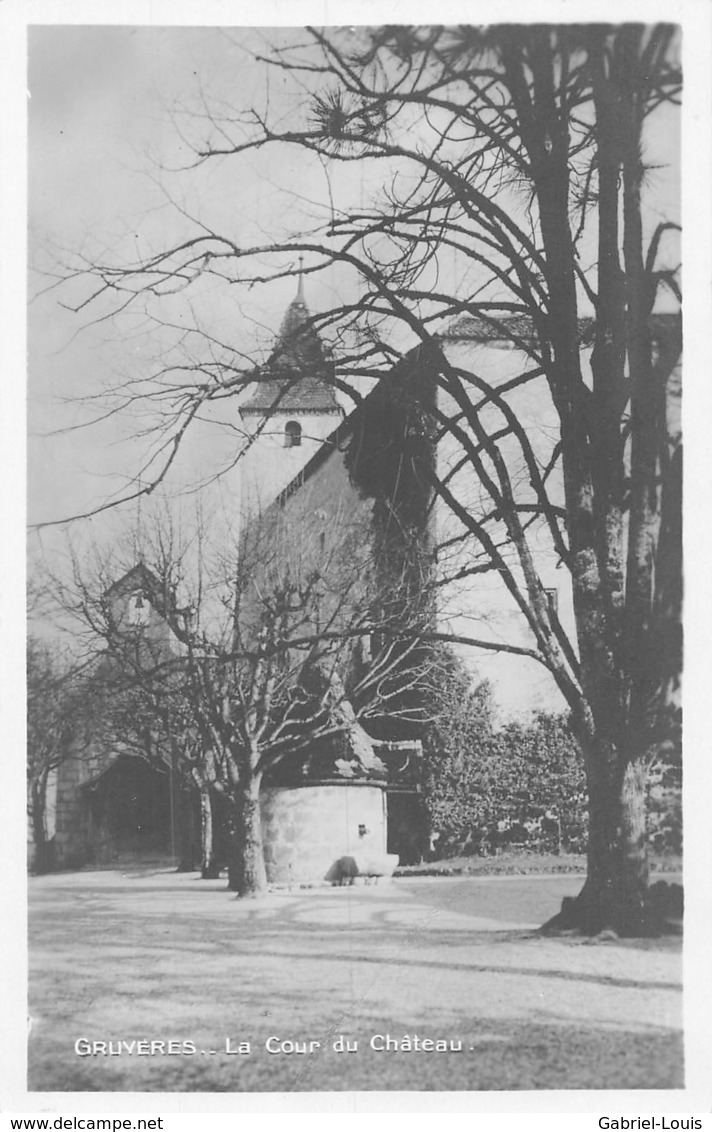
(27, 869), (683, 1094)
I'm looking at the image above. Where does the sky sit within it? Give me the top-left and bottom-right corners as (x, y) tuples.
(28, 27), (351, 534)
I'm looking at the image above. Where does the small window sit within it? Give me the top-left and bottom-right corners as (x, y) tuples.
(284, 420), (302, 447)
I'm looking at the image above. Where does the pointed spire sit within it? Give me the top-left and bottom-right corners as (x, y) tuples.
(296, 255), (306, 306)
(277, 259), (311, 342)
(241, 257), (341, 416)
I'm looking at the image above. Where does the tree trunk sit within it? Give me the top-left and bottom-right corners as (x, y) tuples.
(545, 749), (651, 936)
(200, 788), (220, 879)
(226, 775), (267, 897)
(30, 778), (53, 875)
(172, 774), (195, 873)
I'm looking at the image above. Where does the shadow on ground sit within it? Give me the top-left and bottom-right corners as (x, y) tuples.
(28, 870), (683, 1094)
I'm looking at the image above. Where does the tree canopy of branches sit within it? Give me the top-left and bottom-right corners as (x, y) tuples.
(52, 501), (441, 894)
(26, 638), (95, 873)
(49, 24), (682, 933)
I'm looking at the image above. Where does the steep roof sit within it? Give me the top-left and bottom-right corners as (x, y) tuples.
(103, 563), (192, 622)
(271, 310), (682, 505)
(241, 268), (342, 416)
(442, 311), (681, 349)
(103, 562), (162, 600)
(241, 373), (342, 415)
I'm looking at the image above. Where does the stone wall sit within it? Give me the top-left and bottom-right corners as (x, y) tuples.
(53, 749), (93, 868)
(260, 783), (391, 885)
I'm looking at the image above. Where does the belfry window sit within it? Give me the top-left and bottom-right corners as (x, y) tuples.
(127, 590), (150, 627)
(284, 421), (302, 447)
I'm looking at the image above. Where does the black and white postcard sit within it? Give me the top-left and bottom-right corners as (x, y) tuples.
(2, 0), (711, 1118)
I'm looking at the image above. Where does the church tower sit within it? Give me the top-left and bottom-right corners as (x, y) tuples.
(239, 267), (343, 516)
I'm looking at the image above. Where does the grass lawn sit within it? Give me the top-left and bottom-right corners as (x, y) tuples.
(28, 869), (683, 1094)
(395, 851), (683, 877)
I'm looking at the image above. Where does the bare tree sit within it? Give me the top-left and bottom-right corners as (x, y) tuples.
(88, 661), (206, 873)
(26, 638), (95, 874)
(48, 502), (438, 896)
(43, 25), (682, 932)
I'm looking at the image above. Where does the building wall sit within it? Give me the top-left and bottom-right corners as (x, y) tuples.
(435, 337), (575, 718)
(261, 783), (391, 884)
(238, 420), (392, 704)
(239, 408), (343, 518)
(53, 746), (94, 868)
(245, 343), (576, 721)
(53, 749), (193, 870)
(245, 439), (375, 600)
(50, 566), (187, 870)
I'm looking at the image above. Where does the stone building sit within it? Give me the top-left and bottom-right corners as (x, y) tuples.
(45, 564), (199, 873)
(239, 267), (344, 514)
(44, 276), (430, 879)
(239, 335), (439, 882)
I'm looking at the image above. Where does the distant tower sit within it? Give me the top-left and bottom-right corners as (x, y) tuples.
(239, 265), (343, 515)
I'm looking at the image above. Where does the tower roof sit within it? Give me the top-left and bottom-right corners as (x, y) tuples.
(241, 264), (341, 416)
